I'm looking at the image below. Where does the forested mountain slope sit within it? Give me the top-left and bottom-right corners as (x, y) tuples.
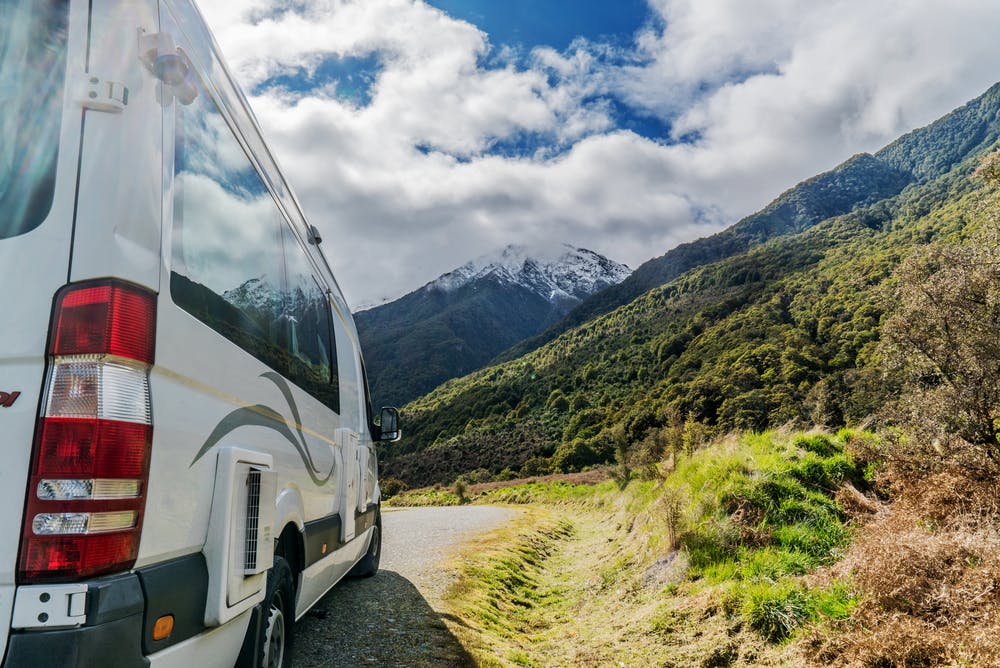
(499, 82), (1000, 364)
(384, 119), (996, 486)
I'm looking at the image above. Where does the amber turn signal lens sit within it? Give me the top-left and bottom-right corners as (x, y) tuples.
(152, 614), (174, 641)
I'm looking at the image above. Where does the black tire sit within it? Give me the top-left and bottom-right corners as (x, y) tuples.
(348, 511), (381, 578)
(238, 555), (295, 668)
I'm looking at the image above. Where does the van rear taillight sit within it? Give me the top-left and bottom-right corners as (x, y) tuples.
(18, 280), (156, 582)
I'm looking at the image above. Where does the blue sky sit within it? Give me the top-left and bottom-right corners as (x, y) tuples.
(427, 0), (652, 52)
(204, 0), (1000, 308)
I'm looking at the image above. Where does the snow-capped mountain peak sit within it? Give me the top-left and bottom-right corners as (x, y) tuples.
(429, 243), (630, 304)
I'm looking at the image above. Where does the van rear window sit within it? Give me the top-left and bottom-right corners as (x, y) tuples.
(0, 0), (68, 240)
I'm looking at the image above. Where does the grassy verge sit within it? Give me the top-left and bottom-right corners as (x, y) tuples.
(440, 429), (873, 666)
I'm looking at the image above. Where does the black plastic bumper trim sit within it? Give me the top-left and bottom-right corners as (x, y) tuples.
(4, 615), (148, 668)
(136, 552), (209, 655)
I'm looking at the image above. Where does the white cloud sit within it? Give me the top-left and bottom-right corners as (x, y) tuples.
(197, 0), (1000, 308)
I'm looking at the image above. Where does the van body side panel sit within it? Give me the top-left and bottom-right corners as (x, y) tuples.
(0, 0), (88, 662)
(142, 0), (351, 570)
(70, 0), (162, 289)
(141, 316), (344, 565)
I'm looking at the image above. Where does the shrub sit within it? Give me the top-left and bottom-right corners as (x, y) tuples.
(552, 438), (601, 473)
(878, 212), (1000, 461)
(453, 477), (469, 503)
(520, 456), (552, 477)
(380, 477), (407, 499)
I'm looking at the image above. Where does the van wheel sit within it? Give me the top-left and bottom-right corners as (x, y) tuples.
(239, 556), (295, 668)
(348, 512), (381, 578)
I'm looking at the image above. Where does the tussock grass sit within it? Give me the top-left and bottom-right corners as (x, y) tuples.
(802, 465), (1000, 667)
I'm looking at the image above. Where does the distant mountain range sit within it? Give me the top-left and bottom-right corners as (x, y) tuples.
(355, 244), (630, 408)
(386, 82), (1000, 486)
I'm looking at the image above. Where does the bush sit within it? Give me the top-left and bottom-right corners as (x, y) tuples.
(495, 467), (519, 481)
(452, 477), (469, 503)
(878, 208), (1000, 460)
(380, 477), (408, 499)
(520, 456), (552, 477)
(552, 438), (601, 473)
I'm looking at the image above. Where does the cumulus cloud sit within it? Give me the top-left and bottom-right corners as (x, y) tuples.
(198, 0), (1000, 308)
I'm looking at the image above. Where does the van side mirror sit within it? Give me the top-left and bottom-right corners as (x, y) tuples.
(378, 407), (401, 442)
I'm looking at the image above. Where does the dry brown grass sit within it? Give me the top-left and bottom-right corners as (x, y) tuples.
(801, 463), (1000, 667)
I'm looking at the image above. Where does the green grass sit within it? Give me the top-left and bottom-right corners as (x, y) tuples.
(384, 486), (463, 506)
(456, 519), (576, 638)
(479, 480), (617, 506)
(655, 430), (866, 640)
(740, 580), (857, 642)
(451, 429), (871, 651)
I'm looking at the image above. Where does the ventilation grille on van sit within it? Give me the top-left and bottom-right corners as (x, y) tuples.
(243, 468), (261, 575)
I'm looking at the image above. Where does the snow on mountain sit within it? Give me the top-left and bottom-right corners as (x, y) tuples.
(223, 275), (282, 315)
(429, 243), (630, 304)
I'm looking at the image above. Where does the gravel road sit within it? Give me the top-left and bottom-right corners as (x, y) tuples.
(291, 506), (517, 668)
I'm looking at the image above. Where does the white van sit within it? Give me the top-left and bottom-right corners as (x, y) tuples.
(0, 1), (399, 666)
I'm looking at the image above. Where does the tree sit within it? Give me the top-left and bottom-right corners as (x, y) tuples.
(878, 154), (1000, 459)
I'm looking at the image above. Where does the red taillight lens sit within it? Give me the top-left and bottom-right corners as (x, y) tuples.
(20, 534), (140, 581)
(35, 418), (151, 478)
(51, 282), (156, 364)
(19, 280), (156, 583)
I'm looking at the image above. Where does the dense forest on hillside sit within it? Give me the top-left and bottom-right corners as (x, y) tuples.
(383, 148), (988, 486)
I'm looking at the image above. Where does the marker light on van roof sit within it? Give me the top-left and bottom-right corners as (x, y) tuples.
(19, 280), (156, 582)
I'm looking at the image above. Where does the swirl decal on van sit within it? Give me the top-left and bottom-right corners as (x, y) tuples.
(189, 371), (336, 485)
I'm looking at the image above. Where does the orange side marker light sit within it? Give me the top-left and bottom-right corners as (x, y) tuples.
(152, 614), (174, 641)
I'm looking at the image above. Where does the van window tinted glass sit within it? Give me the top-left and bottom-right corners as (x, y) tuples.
(0, 0), (68, 240)
(170, 73), (340, 413)
(170, 75), (286, 377)
(282, 224), (339, 409)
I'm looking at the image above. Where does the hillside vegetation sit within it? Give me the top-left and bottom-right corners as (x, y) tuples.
(386, 151), (989, 486)
(433, 430), (867, 666)
(382, 81), (1000, 487)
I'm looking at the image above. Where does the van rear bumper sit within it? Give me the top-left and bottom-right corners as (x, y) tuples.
(5, 613), (147, 668)
(3, 553), (210, 668)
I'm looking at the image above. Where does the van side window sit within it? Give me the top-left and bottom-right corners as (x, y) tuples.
(170, 73), (340, 413)
(281, 224), (340, 412)
(0, 0), (69, 240)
